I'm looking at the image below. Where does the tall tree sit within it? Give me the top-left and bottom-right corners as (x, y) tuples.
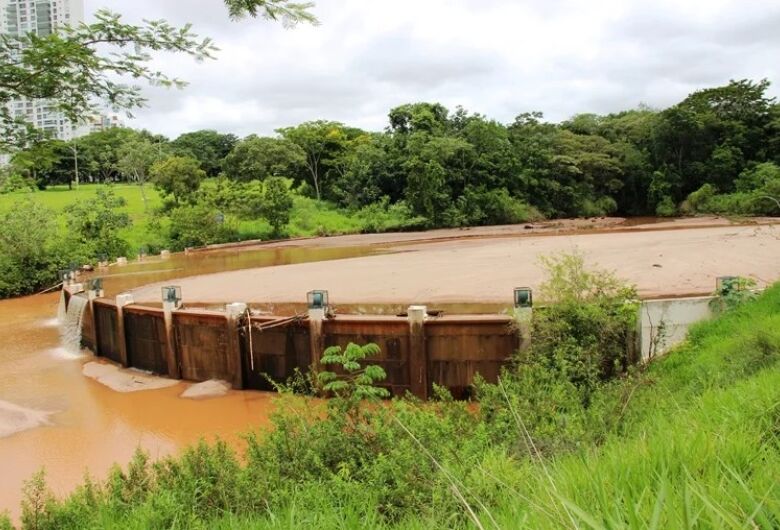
(277, 121), (351, 200)
(150, 156), (207, 205)
(171, 130), (238, 177)
(222, 135), (305, 181)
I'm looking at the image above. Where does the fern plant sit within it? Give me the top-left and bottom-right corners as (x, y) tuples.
(318, 343), (390, 401)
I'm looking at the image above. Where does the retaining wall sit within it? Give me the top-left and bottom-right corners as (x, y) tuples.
(639, 296), (716, 360)
(65, 290), (720, 399)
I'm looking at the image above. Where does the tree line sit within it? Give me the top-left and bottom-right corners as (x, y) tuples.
(4, 78), (779, 224)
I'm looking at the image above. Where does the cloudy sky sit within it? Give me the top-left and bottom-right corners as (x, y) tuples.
(85, 0), (780, 139)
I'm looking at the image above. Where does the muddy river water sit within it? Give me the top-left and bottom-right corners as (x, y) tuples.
(0, 244), (383, 520)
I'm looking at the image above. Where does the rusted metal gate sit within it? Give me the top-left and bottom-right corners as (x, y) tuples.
(174, 312), (233, 383)
(124, 308), (168, 375)
(93, 301), (121, 364)
(240, 318), (311, 390)
(426, 317), (517, 398)
(322, 317), (412, 396)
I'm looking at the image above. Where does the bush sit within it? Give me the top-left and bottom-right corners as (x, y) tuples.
(458, 187), (542, 226)
(655, 195), (677, 216)
(63, 189), (131, 261)
(167, 204), (240, 250)
(0, 201), (70, 297)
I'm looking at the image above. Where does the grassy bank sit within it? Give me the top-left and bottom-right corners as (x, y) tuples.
(6, 283), (779, 529)
(0, 184), (417, 253)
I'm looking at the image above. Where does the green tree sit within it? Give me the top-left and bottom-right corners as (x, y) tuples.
(9, 139), (67, 189)
(262, 177), (294, 235)
(64, 189), (131, 260)
(0, 201), (63, 296)
(167, 203), (239, 250)
(223, 0), (318, 24)
(0, 1), (316, 150)
(277, 121), (353, 200)
(116, 139), (166, 212)
(150, 156), (206, 205)
(171, 130), (238, 177)
(222, 135), (305, 181)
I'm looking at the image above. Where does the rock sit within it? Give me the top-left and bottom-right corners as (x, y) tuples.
(653, 264), (663, 268)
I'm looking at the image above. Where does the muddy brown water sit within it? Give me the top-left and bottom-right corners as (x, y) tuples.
(0, 244), (388, 520)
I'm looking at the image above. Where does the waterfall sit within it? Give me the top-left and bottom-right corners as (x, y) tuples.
(60, 294), (88, 355)
(57, 289), (67, 324)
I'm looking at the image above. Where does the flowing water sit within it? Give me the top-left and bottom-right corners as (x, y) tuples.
(0, 244), (385, 520)
(59, 294), (87, 357)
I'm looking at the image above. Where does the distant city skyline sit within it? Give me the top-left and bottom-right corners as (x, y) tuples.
(0, 0), (90, 141)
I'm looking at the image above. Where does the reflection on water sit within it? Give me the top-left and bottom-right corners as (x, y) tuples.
(0, 243), (383, 519)
(93, 245), (384, 297)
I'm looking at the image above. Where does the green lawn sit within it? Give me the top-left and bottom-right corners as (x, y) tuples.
(0, 183), (164, 252)
(0, 184), (415, 255)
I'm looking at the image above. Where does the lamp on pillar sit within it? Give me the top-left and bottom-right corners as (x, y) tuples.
(59, 269), (73, 285)
(161, 286), (183, 311)
(513, 287), (533, 309)
(88, 277), (104, 298)
(307, 290), (329, 311)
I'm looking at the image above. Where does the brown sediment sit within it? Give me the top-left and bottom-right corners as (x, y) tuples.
(82, 361), (180, 393)
(129, 223), (780, 308)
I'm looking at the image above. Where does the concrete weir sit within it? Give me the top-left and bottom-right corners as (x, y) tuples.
(65, 289), (721, 399)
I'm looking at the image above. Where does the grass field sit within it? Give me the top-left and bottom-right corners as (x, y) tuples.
(0, 184), (164, 252)
(0, 184), (411, 253)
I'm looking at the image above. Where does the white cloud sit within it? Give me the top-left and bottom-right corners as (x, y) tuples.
(85, 0), (780, 138)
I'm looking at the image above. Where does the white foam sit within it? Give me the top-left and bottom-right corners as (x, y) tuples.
(48, 346), (87, 361)
(0, 400), (54, 438)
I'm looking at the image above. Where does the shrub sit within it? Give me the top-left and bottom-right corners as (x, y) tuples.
(63, 189), (131, 261)
(167, 203), (239, 250)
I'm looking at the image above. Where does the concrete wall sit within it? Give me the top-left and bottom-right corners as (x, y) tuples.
(638, 296), (715, 360)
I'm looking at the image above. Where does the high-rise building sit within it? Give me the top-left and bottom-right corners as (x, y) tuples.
(0, 0), (88, 141)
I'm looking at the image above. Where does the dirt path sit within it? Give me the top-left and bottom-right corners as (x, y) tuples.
(130, 219), (780, 307)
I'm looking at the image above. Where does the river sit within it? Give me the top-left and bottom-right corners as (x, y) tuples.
(0, 244), (381, 520)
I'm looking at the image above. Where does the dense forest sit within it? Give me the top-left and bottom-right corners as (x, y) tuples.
(0, 78), (779, 297)
(3, 78), (779, 221)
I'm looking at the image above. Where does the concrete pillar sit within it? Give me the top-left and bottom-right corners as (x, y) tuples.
(514, 307), (533, 351)
(408, 305), (428, 399)
(115, 293), (134, 367)
(225, 303), (247, 389)
(65, 283), (84, 295)
(308, 307), (326, 373)
(87, 289), (102, 355)
(163, 305), (180, 379)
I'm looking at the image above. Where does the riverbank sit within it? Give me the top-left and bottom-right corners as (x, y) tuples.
(129, 218), (780, 307)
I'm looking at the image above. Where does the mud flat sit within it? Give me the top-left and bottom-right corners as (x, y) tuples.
(180, 380), (231, 399)
(82, 361), (180, 393)
(130, 221), (780, 307)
